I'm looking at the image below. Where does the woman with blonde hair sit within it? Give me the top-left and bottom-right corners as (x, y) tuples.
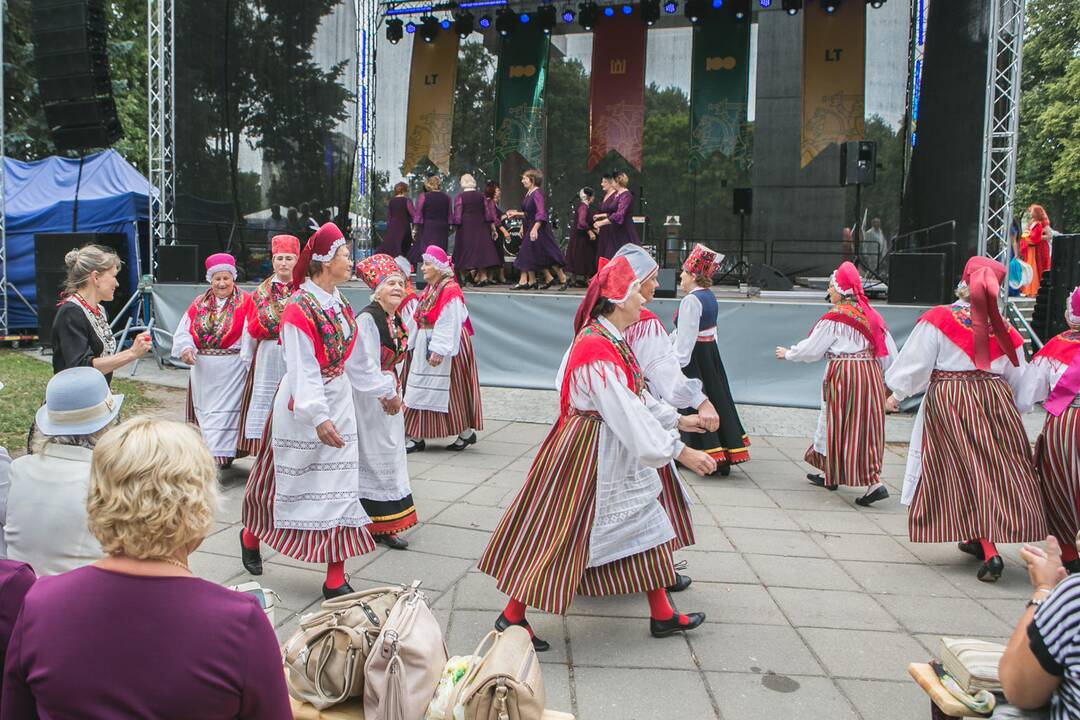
(1, 417), (291, 718)
(593, 170), (639, 259)
(451, 172), (501, 286)
(407, 174), (452, 265)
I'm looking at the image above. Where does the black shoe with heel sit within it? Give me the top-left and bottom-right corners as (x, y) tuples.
(958, 540), (985, 560)
(807, 473), (837, 491)
(495, 612), (550, 652)
(447, 433), (477, 451)
(322, 580), (355, 600)
(854, 486), (889, 507)
(977, 555), (1004, 583)
(650, 612), (705, 638)
(406, 439), (426, 454)
(239, 529), (263, 576)
(666, 573), (692, 593)
(376, 534), (409, 550)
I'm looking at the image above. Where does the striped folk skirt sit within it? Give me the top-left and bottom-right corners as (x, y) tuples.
(1033, 405), (1080, 549)
(404, 331), (484, 438)
(679, 340), (750, 466)
(477, 415), (677, 615)
(908, 370), (1047, 544)
(658, 464), (695, 550)
(803, 354), (885, 488)
(235, 362), (261, 457)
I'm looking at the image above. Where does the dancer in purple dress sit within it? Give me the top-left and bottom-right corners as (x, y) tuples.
(485, 182), (510, 285)
(377, 182), (415, 257)
(566, 187), (597, 287)
(451, 174), (501, 286)
(593, 173), (619, 260)
(508, 169), (568, 291)
(407, 175), (452, 265)
(595, 169), (639, 258)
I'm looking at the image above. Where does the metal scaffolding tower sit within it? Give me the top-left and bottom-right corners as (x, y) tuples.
(355, 0), (381, 247)
(0, 4), (8, 336)
(147, 0), (177, 270)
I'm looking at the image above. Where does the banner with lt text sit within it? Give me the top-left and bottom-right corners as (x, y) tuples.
(689, 12), (751, 171)
(402, 35), (460, 174)
(801, 1), (866, 167)
(588, 12), (647, 170)
(493, 29), (550, 170)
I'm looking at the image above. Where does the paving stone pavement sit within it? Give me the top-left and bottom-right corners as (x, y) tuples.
(203, 417), (1037, 720)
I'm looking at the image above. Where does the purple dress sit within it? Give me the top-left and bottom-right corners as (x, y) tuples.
(0, 560), (33, 698)
(377, 196), (414, 257)
(608, 190), (640, 257)
(514, 189), (566, 272)
(596, 192), (619, 260)
(566, 202), (597, 276)
(407, 191), (452, 264)
(2, 566), (291, 719)
(452, 191), (502, 270)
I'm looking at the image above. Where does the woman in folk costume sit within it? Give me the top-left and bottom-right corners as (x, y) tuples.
(478, 257), (716, 650)
(236, 235), (299, 455)
(672, 244), (750, 475)
(402, 245), (483, 453)
(884, 256), (1046, 583)
(352, 254), (417, 551)
(615, 244), (721, 574)
(1015, 285), (1080, 574)
(172, 253), (253, 467)
(775, 261), (898, 506)
(241, 223), (376, 600)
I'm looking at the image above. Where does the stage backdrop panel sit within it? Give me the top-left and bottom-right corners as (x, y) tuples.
(152, 285), (924, 409)
(493, 29), (550, 171)
(587, 12), (647, 170)
(402, 34), (460, 174)
(689, 10), (751, 170)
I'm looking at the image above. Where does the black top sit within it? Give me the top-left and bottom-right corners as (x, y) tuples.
(51, 302), (112, 383)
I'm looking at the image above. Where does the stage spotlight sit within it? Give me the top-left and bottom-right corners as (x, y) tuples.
(420, 15), (440, 41)
(519, 11), (530, 21)
(640, 0), (660, 24)
(781, 0), (801, 14)
(405, 20), (417, 32)
(454, 10), (474, 36)
(684, 0), (704, 23)
(386, 18), (403, 43)
(479, 13), (492, 27)
(621, 3), (633, 13)
(495, 6), (517, 34)
(440, 17), (451, 28)
(821, 0), (840, 12)
(537, 4), (557, 32)
(759, 0), (771, 5)
(603, 5), (614, 15)
(663, 0), (677, 11)
(711, 0), (722, 7)
(562, 6), (576, 21)
(733, 0), (749, 18)
(866, 0), (885, 6)
(578, 0), (599, 29)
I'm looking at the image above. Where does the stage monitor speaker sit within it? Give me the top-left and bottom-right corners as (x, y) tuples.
(34, 232), (131, 345)
(840, 141), (877, 186)
(1034, 233), (1080, 339)
(732, 188), (753, 216)
(748, 263), (793, 291)
(654, 268), (678, 298)
(888, 253), (948, 305)
(156, 244), (200, 283)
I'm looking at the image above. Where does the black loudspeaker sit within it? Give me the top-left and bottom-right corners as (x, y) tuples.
(34, 232), (131, 344)
(155, 244), (200, 283)
(654, 268), (678, 299)
(841, 141), (877, 186)
(1034, 233), (1080, 339)
(31, 0), (123, 151)
(732, 188), (753, 216)
(748, 263), (793, 291)
(888, 253), (948, 305)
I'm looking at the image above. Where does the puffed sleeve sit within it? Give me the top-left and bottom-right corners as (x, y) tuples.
(671, 294), (702, 368)
(428, 298), (466, 357)
(532, 192), (549, 223)
(784, 320), (837, 363)
(484, 197), (499, 224)
(584, 362), (685, 467)
(171, 311), (196, 358)
(1000, 350), (1030, 408)
(406, 198), (416, 221)
(1013, 355), (1054, 413)
(281, 323), (331, 427)
(884, 320), (941, 400)
(346, 313), (397, 399)
(240, 323), (256, 365)
(631, 331), (707, 409)
(412, 194), (426, 224)
(609, 192), (631, 224)
(879, 330), (899, 373)
(451, 195), (463, 226)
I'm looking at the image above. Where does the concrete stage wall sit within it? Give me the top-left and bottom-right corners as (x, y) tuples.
(152, 284), (926, 409)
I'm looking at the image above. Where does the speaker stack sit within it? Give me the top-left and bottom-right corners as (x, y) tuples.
(888, 253), (948, 305)
(1032, 233), (1080, 340)
(31, 0), (123, 151)
(840, 141), (877, 186)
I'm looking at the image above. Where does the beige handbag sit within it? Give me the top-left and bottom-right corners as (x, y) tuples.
(283, 585), (406, 710)
(443, 626), (545, 720)
(364, 581), (448, 720)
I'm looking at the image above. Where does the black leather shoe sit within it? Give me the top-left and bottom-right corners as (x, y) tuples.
(541, 278), (557, 289)
(650, 612), (706, 638)
(322, 581), (355, 600)
(510, 284), (529, 291)
(376, 533), (409, 550)
(977, 555), (1004, 583)
(717, 462), (731, 477)
(666, 573), (692, 593)
(958, 540), (985, 560)
(406, 439), (426, 454)
(447, 433), (477, 451)
(806, 473), (838, 491)
(494, 612), (550, 652)
(239, 529), (263, 576)
(855, 486), (890, 507)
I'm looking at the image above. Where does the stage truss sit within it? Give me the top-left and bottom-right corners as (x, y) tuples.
(147, 0), (176, 271)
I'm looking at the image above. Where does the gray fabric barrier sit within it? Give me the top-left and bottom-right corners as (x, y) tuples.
(151, 283), (925, 409)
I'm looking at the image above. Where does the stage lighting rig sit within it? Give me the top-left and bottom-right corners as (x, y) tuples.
(603, 6), (614, 16)
(405, 20), (418, 32)
(821, 0), (840, 12)
(562, 5), (576, 21)
(386, 18), (404, 43)
(663, 0), (677, 11)
(440, 17), (452, 28)
(537, 3), (557, 32)
(733, 0), (750, 18)
(420, 15), (440, 41)
(759, 0), (771, 5)
(781, 0), (801, 14)
(495, 6), (517, 34)
(684, 0), (704, 23)
(640, 0), (660, 25)
(621, 4), (633, 13)
(479, 14), (492, 27)
(578, 0), (599, 29)
(454, 10), (475, 36)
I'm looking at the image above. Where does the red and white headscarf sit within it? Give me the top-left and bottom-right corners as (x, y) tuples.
(961, 256), (1018, 370)
(573, 256), (640, 333)
(205, 253), (236, 283)
(1067, 285), (1080, 327)
(292, 223), (346, 288)
(421, 245), (453, 276)
(271, 234), (300, 256)
(830, 261), (888, 356)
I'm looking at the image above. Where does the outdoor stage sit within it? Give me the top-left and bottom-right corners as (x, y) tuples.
(151, 283), (927, 409)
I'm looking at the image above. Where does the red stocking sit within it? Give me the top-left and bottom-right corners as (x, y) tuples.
(978, 539), (999, 560)
(646, 589), (690, 625)
(325, 561), (346, 589)
(1060, 538), (1079, 564)
(241, 528), (260, 550)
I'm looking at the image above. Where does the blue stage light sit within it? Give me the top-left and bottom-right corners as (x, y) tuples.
(759, 0), (771, 5)
(711, 0), (722, 7)
(621, 4), (632, 12)
(479, 14), (491, 26)
(603, 5), (614, 14)
(405, 21), (417, 32)
(562, 7), (575, 21)
(440, 18), (451, 28)
(663, 0), (677, 11)
(519, 12), (530, 21)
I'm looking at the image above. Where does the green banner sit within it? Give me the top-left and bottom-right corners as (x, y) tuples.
(492, 29), (550, 170)
(689, 12), (751, 171)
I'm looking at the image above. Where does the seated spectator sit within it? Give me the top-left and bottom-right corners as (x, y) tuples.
(999, 535), (1075, 718)
(1, 418), (291, 719)
(6, 367), (115, 574)
(0, 560), (34, 697)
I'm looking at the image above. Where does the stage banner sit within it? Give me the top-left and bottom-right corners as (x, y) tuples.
(493, 30), (550, 169)
(689, 11), (751, 170)
(587, 12), (647, 170)
(402, 35), (460, 174)
(800, 0), (866, 168)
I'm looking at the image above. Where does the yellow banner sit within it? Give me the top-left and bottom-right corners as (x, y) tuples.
(402, 36), (460, 174)
(801, 2), (865, 168)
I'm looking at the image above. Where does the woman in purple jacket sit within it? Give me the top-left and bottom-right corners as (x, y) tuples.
(508, 169), (568, 291)
(377, 182), (415, 258)
(565, 187), (597, 287)
(451, 173), (502, 286)
(594, 170), (639, 259)
(407, 174), (452, 265)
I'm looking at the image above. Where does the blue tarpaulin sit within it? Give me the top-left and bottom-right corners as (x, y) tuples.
(3, 149), (149, 328)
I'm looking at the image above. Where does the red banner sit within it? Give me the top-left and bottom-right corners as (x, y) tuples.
(587, 12), (647, 170)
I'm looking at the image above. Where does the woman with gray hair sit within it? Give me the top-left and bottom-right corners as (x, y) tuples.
(407, 174), (452, 266)
(451, 173), (501, 286)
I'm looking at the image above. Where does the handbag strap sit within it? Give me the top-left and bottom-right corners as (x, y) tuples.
(312, 629), (362, 705)
(443, 630), (500, 720)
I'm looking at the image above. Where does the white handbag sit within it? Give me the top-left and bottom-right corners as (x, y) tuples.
(229, 581), (280, 625)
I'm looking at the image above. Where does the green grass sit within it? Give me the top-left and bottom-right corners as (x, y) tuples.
(0, 350), (160, 453)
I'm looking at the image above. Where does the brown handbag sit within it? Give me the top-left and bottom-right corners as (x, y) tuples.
(443, 626), (545, 720)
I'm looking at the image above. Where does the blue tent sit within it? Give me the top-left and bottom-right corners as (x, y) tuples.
(3, 149), (149, 328)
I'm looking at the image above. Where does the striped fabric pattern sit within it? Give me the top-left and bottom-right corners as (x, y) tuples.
(908, 371), (1047, 543)
(1031, 574), (1080, 720)
(657, 464), (695, 550)
(235, 360), (261, 456)
(404, 330), (484, 438)
(1033, 406), (1080, 550)
(478, 415), (675, 615)
(803, 356), (885, 488)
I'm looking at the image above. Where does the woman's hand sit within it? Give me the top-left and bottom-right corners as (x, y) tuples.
(678, 446), (717, 476)
(529, 225), (539, 242)
(316, 420), (345, 448)
(380, 395), (402, 416)
(695, 400), (720, 433)
(429, 352), (444, 367)
(884, 395), (900, 413)
(1021, 536), (1068, 592)
(774, 346), (787, 360)
(678, 415), (706, 433)
(130, 332), (152, 358)
(180, 348), (196, 365)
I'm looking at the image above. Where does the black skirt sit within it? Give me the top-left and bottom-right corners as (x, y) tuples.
(679, 339), (750, 466)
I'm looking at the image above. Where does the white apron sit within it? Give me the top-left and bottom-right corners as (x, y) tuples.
(403, 328), (452, 413)
(244, 340), (286, 440)
(190, 352), (247, 457)
(353, 392), (411, 501)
